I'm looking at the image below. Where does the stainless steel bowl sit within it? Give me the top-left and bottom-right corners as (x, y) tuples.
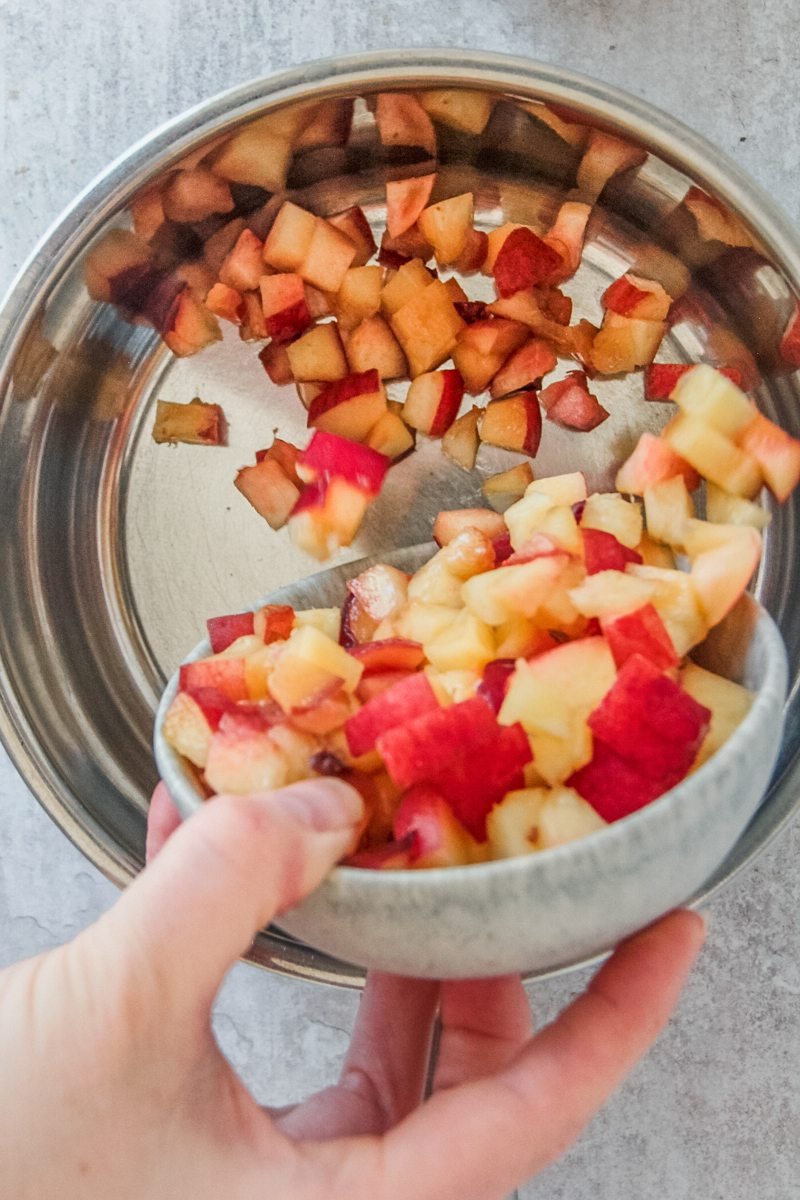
(1, 50), (799, 986)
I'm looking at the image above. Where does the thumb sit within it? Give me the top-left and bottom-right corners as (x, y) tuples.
(90, 780), (363, 1019)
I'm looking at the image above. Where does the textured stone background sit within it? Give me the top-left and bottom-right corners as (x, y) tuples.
(1, 3), (799, 1196)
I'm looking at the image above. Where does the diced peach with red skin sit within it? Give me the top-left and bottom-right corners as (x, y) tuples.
(644, 363), (743, 401)
(386, 174), (437, 239)
(544, 201), (591, 278)
(539, 371), (609, 431)
(442, 406), (480, 470)
(490, 339), (557, 399)
(452, 318), (529, 394)
(381, 258), (435, 317)
(184, 686), (238, 730)
(482, 463), (535, 509)
(479, 393), (542, 457)
(205, 282), (244, 324)
(239, 291), (267, 341)
(287, 323), (348, 382)
(393, 785), (476, 867)
(587, 653), (711, 785)
(576, 130), (646, 201)
(340, 592), (378, 647)
(476, 658), (517, 713)
(346, 563), (409, 636)
(306, 371), (388, 443)
(259, 274), (312, 343)
(600, 604), (679, 671)
(375, 93), (437, 155)
(379, 227), (434, 268)
(295, 381), (324, 410)
(602, 274), (672, 322)
(390, 280), (466, 377)
(253, 604), (295, 643)
(162, 168), (235, 223)
(690, 528), (762, 627)
(204, 711), (290, 795)
(581, 528), (642, 574)
(152, 398), (225, 445)
(404, 369), (464, 436)
(615, 432), (700, 495)
(336, 266), (383, 330)
(206, 611), (255, 653)
(297, 427), (390, 495)
(290, 681), (352, 736)
(162, 691), (215, 768)
(356, 669), (417, 704)
(453, 228), (489, 274)
(345, 315), (407, 378)
(180, 657), (249, 703)
(163, 291), (222, 357)
(256, 438), (302, 486)
(345, 671), (440, 757)
(493, 227), (564, 297)
(258, 341), (293, 385)
(568, 742), (664, 822)
(427, 719), (532, 841)
(779, 303), (800, 367)
(235, 458), (300, 530)
(432, 507), (507, 547)
(738, 409), (800, 502)
(348, 639), (425, 673)
(288, 477), (370, 559)
(417, 193), (474, 266)
(327, 206), (377, 267)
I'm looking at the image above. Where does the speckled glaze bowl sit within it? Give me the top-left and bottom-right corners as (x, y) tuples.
(156, 564), (788, 978)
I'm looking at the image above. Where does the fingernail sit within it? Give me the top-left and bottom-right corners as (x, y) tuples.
(270, 779), (364, 833)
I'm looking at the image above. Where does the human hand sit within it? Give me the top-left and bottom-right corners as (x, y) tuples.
(0, 781), (704, 1200)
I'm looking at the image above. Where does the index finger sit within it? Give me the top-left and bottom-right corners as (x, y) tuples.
(378, 909), (705, 1200)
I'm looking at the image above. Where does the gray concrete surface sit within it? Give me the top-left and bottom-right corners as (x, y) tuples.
(1, 3), (799, 1196)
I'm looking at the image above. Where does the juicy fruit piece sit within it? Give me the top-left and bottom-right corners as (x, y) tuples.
(680, 661), (753, 769)
(306, 370), (387, 440)
(386, 174), (437, 239)
(204, 712), (292, 796)
(738, 410), (800, 502)
(297, 428), (390, 495)
(345, 315), (407, 379)
(482, 463), (535, 510)
(627, 564), (708, 657)
(545, 202), (591, 278)
(269, 624), (363, 714)
(205, 283), (244, 324)
(536, 787), (607, 849)
(327, 206), (376, 268)
(162, 691), (215, 768)
(615, 432), (701, 495)
(689, 527), (762, 626)
(179, 657), (248, 703)
(432, 507), (506, 547)
(463, 553), (569, 624)
(587, 653), (711, 785)
(287, 323), (348, 382)
(381, 258), (434, 316)
(287, 477), (370, 560)
(345, 672), (440, 757)
(390, 279), (466, 377)
(235, 458), (300, 530)
(602, 273), (672, 321)
(486, 787), (548, 858)
(403, 370), (465, 436)
(366, 411), (415, 459)
(672, 364), (756, 438)
(569, 569), (658, 619)
(591, 313), (666, 375)
(152, 398), (224, 445)
(644, 363), (742, 401)
(581, 528), (643, 574)
(207, 611), (255, 653)
(490, 339), (557, 399)
(580, 493), (643, 548)
(479, 393), (542, 456)
(442, 406), (480, 470)
(600, 604), (678, 671)
(417, 193), (475, 266)
(336, 265), (383, 328)
(664, 414), (762, 497)
(493, 227), (564, 297)
(393, 785), (481, 868)
(539, 372), (609, 431)
(452, 318), (529, 394)
(643, 475), (696, 547)
(348, 639), (425, 673)
(424, 609), (496, 672)
(705, 483), (770, 530)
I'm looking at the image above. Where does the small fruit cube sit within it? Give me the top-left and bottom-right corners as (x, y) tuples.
(152, 398), (224, 445)
(287, 323), (348, 382)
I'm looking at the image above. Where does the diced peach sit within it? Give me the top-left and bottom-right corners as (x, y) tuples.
(263, 201), (318, 272)
(238, 291), (268, 341)
(490, 338), (557, 399)
(453, 227), (489, 274)
(664, 414), (762, 497)
(235, 458), (300, 530)
(580, 492), (642, 548)
(327, 206), (377, 267)
(644, 363), (743, 400)
(204, 717), (291, 795)
(345, 315), (407, 378)
(680, 661), (753, 769)
(366, 410), (415, 459)
(602, 273), (672, 322)
(627, 564), (708, 656)
(306, 370), (387, 442)
(544, 201), (591, 278)
(643, 476), (695, 547)
(258, 341), (293, 385)
(417, 193), (474, 265)
(218, 228), (266, 292)
(452, 318), (529, 394)
(442, 406), (480, 470)
(256, 437), (302, 486)
(493, 227), (564, 296)
(386, 174), (437, 239)
(738, 409), (800, 502)
(539, 372), (609, 431)
(482, 463), (535, 510)
(705, 483), (770, 530)
(690, 527), (762, 627)
(432, 508), (507, 547)
(336, 265), (383, 329)
(259, 274), (312, 343)
(615, 432), (701, 495)
(205, 283), (243, 324)
(462, 554), (569, 624)
(672, 364), (756, 438)
(286, 323), (348, 382)
(479, 393), (542, 457)
(288, 477), (370, 559)
(483, 223), (526, 274)
(152, 398), (224, 445)
(381, 258), (435, 316)
(390, 279), (465, 377)
(300, 218), (358, 293)
(404, 369), (464, 436)
(163, 291), (222, 357)
(162, 691), (214, 768)
(591, 313), (666, 375)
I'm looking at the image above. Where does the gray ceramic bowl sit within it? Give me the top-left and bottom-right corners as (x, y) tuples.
(2, 50), (800, 984)
(155, 555), (788, 979)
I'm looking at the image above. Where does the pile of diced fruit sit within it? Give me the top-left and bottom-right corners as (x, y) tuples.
(82, 90), (800, 559)
(163, 363), (800, 867)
